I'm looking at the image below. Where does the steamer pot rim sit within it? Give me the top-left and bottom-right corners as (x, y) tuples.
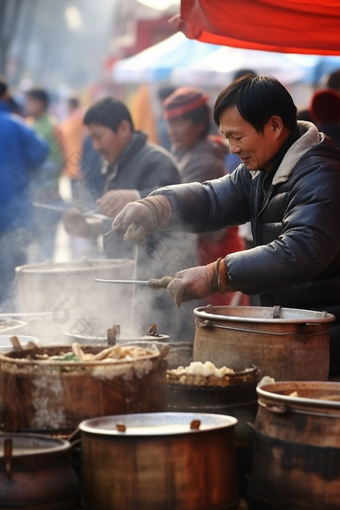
(0, 432), (70, 458)
(257, 381), (340, 409)
(194, 306), (335, 324)
(15, 258), (135, 274)
(79, 412), (238, 436)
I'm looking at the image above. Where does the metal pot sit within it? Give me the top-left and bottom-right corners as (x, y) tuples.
(248, 381), (340, 510)
(194, 305), (334, 380)
(0, 318), (26, 336)
(15, 258), (136, 335)
(0, 433), (79, 509)
(79, 412), (239, 510)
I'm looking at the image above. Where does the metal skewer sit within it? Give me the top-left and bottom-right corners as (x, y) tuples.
(95, 279), (149, 285)
(33, 202), (111, 221)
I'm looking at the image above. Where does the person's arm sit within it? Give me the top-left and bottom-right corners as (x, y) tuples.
(151, 165), (252, 233)
(135, 151), (181, 198)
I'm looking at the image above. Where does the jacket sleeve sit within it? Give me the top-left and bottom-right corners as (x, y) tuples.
(151, 165), (253, 232)
(17, 120), (49, 171)
(225, 162), (340, 295)
(137, 152), (181, 198)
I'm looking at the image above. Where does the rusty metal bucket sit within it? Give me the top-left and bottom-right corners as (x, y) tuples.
(193, 305), (335, 381)
(248, 381), (340, 510)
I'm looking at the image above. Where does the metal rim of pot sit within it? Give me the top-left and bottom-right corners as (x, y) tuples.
(15, 258), (135, 274)
(0, 432), (71, 458)
(63, 332), (170, 343)
(257, 381), (340, 410)
(79, 412), (238, 437)
(194, 305), (335, 324)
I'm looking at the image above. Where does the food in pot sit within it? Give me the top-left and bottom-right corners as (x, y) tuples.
(28, 343), (155, 363)
(167, 361), (237, 387)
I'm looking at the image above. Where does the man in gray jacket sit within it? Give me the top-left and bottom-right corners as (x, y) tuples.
(111, 75), (340, 375)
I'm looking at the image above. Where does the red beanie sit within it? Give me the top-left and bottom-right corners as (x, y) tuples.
(309, 88), (340, 124)
(163, 87), (209, 120)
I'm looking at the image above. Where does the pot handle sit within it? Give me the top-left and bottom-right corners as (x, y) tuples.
(4, 438), (12, 480)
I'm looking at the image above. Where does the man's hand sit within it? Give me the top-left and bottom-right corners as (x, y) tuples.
(97, 189), (139, 218)
(63, 208), (103, 238)
(148, 258), (231, 308)
(110, 195), (172, 247)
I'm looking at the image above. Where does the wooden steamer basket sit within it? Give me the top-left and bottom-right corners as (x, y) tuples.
(79, 412), (239, 510)
(248, 381), (340, 510)
(0, 343), (168, 434)
(194, 305), (335, 380)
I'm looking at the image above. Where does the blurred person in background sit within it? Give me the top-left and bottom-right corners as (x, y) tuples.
(26, 88), (64, 262)
(157, 86), (176, 151)
(308, 88), (340, 148)
(59, 92), (86, 197)
(63, 97), (198, 339)
(326, 69), (340, 92)
(164, 87), (247, 306)
(0, 76), (48, 311)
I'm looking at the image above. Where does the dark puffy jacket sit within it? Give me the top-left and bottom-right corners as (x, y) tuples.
(152, 122), (340, 374)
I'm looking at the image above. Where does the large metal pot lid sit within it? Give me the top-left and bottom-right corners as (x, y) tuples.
(0, 433), (70, 457)
(194, 305), (335, 324)
(64, 332), (169, 343)
(79, 412), (237, 436)
(15, 258), (134, 273)
(0, 318), (26, 330)
(257, 381), (340, 409)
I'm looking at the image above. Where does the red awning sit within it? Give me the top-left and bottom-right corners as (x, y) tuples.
(176, 0), (340, 55)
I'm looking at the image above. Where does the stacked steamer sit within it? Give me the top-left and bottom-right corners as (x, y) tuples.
(192, 304), (337, 509)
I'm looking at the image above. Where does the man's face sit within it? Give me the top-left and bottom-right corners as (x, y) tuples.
(219, 105), (283, 172)
(87, 123), (128, 164)
(167, 117), (204, 152)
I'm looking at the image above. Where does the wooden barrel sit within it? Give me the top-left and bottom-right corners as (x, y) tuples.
(0, 344), (167, 434)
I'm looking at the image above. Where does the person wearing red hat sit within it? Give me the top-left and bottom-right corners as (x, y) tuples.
(309, 88), (340, 149)
(163, 87), (248, 306)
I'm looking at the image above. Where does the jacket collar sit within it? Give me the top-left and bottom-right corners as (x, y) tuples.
(272, 121), (320, 185)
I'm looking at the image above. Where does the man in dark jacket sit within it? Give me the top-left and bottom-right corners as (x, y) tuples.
(63, 96), (181, 261)
(112, 75), (340, 376)
(63, 97), (197, 339)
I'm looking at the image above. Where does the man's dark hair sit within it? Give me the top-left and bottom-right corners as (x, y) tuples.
(26, 88), (49, 109)
(214, 75), (297, 133)
(0, 75), (7, 98)
(183, 104), (211, 139)
(84, 97), (134, 132)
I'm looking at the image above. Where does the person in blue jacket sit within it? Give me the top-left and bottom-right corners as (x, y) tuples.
(0, 76), (48, 311)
